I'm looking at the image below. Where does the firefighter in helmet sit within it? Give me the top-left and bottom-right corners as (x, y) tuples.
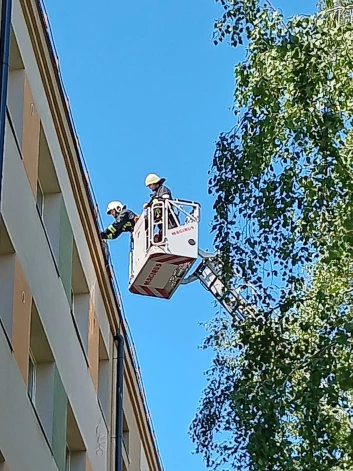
(143, 173), (172, 208)
(100, 201), (139, 240)
(143, 174), (177, 242)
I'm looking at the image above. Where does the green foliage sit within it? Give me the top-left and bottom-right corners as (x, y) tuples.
(191, 1), (353, 470)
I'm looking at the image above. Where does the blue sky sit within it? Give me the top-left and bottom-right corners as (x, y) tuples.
(43, 0), (317, 469)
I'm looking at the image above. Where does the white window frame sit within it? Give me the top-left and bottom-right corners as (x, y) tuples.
(28, 350), (37, 404)
(36, 180), (44, 218)
(65, 445), (71, 471)
(70, 288), (75, 313)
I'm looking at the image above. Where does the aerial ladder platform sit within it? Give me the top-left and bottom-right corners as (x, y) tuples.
(128, 199), (256, 322)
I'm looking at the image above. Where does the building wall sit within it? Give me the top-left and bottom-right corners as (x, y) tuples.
(141, 446), (150, 471)
(0, 0), (161, 470)
(2, 113), (107, 470)
(0, 324), (58, 471)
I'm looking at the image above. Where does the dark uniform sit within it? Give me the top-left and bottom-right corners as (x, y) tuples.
(146, 181), (178, 241)
(100, 209), (138, 240)
(147, 182), (172, 206)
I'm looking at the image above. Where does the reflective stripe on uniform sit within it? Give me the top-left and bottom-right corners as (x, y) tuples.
(108, 224), (117, 233)
(107, 233), (113, 239)
(122, 222), (132, 231)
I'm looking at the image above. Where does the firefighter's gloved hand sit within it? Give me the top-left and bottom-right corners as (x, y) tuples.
(100, 231), (108, 240)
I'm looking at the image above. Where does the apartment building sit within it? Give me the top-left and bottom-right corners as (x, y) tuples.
(0, 1), (164, 471)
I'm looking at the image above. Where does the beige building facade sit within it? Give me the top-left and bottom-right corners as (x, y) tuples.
(0, 1), (163, 470)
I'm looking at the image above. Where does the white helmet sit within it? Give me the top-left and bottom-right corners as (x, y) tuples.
(145, 173), (166, 187)
(106, 201), (125, 215)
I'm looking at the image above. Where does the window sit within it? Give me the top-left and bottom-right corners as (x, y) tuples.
(27, 350), (36, 404)
(38, 125), (62, 264)
(123, 414), (129, 456)
(66, 404), (86, 471)
(29, 301), (69, 468)
(70, 289), (75, 312)
(98, 331), (110, 421)
(65, 446), (71, 471)
(38, 126), (75, 303)
(0, 221), (32, 382)
(36, 180), (44, 217)
(8, 28), (25, 146)
(0, 451), (6, 471)
(0, 220), (16, 342)
(29, 302), (55, 442)
(71, 243), (89, 354)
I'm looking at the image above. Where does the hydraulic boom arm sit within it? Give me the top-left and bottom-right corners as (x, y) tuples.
(182, 249), (256, 322)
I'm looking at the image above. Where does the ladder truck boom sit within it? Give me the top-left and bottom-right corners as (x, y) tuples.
(182, 249), (255, 322)
(128, 199), (255, 321)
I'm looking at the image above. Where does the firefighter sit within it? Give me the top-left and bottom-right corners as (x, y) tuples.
(100, 201), (139, 240)
(143, 173), (172, 209)
(143, 174), (177, 242)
